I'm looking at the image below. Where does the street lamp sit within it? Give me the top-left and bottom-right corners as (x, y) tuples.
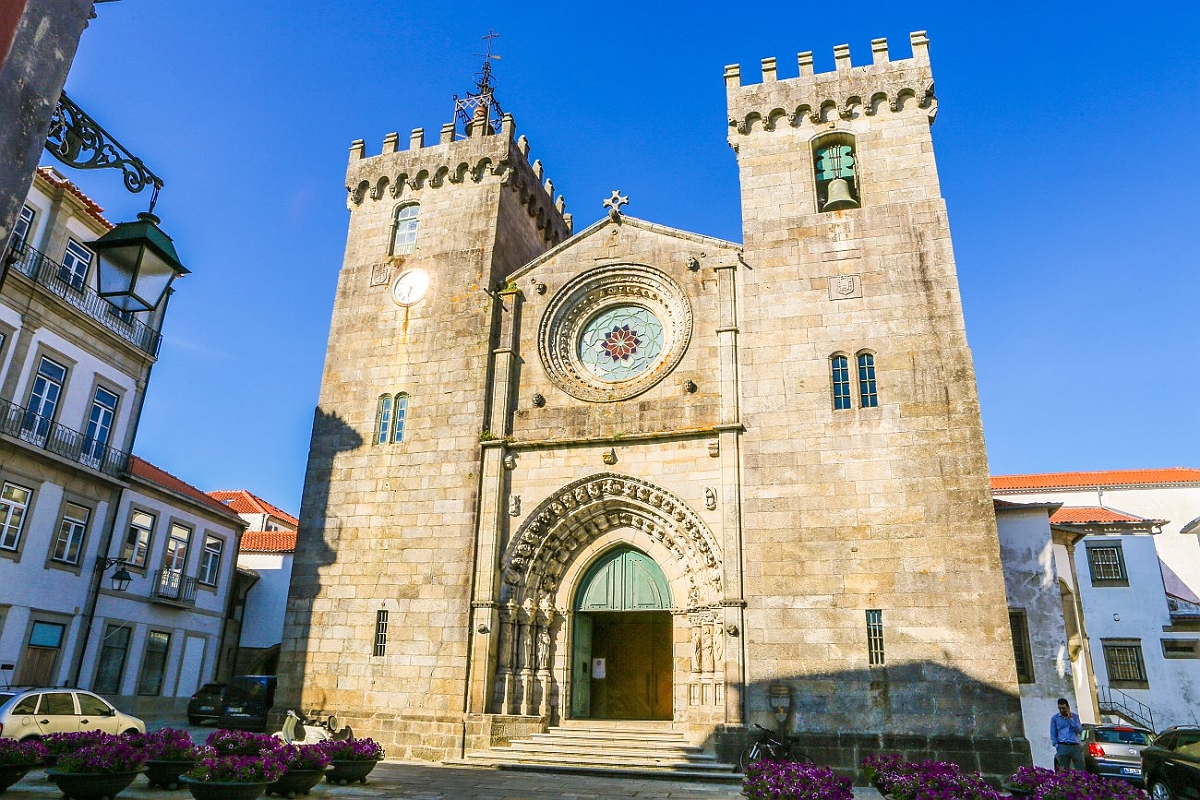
(89, 211), (188, 312)
(99, 557), (134, 592)
(43, 91), (187, 313)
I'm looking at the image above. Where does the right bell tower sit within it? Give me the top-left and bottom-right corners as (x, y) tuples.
(728, 32), (1030, 771)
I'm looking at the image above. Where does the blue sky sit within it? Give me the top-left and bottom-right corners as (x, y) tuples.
(59, 1), (1199, 515)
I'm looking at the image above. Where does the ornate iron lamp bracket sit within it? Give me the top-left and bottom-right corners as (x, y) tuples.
(44, 91), (164, 210)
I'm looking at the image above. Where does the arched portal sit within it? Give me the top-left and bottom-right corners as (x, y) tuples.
(571, 547), (672, 720)
(490, 473), (730, 726)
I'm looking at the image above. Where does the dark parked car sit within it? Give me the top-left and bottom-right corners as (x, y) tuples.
(1143, 726), (1200, 800)
(1082, 723), (1155, 785)
(217, 675), (277, 732)
(186, 682), (226, 725)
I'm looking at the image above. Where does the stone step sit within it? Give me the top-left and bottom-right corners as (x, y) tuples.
(464, 722), (738, 781)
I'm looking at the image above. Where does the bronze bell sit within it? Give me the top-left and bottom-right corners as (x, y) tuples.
(822, 178), (860, 211)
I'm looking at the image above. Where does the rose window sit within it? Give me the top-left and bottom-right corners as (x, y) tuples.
(578, 306), (665, 381)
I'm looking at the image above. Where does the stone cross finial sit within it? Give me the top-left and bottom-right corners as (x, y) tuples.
(603, 190), (629, 221)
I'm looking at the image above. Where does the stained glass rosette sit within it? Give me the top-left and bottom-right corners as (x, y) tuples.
(578, 306), (665, 381)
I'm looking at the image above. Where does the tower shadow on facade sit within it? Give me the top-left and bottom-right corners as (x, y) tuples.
(274, 407), (361, 719)
(717, 664), (1031, 784)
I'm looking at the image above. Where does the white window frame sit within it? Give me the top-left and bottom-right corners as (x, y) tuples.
(51, 502), (90, 565)
(0, 482), (33, 551)
(391, 204), (419, 255)
(121, 510), (155, 568)
(12, 205), (35, 252)
(198, 534), (223, 586)
(60, 239), (93, 290)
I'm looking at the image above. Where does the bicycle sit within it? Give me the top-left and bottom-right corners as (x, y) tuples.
(738, 723), (814, 772)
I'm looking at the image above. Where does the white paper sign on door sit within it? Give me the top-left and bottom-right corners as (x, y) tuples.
(592, 658), (606, 679)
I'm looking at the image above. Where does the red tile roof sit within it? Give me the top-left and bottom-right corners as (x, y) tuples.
(129, 456), (245, 522)
(1049, 506), (1163, 525)
(992, 468), (1200, 491)
(208, 490), (298, 527)
(240, 530), (297, 553)
(35, 167), (111, 229)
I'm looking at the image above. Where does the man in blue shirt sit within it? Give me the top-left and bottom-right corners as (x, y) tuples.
(1051, 697), (1083, 770)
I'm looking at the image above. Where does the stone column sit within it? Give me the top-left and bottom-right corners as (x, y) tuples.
(713, 257), (747, 725)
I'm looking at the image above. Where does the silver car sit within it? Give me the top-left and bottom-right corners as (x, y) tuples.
(0, 688), (145, 740)
(1082, 723), (1156, 785)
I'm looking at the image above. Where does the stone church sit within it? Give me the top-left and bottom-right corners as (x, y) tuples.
(277, 31), (1031, 775)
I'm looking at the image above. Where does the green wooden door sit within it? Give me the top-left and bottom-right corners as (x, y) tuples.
(571, 614), (593, 717)
(574, 547), (670, 612)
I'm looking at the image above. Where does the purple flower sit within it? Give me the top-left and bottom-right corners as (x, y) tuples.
(319, 737), (385, 762)
(54, 741), (144, 774)
(744, 760), (854, 800)
(275, 744), (331, 771)
(0, 737), (48, 767)
(43, 730), (118, 756)
(187, 753), (286, 783)
(204, 729), (279, 756)
(143, 728), (200, 761)
(1006, 766), (1147, 800)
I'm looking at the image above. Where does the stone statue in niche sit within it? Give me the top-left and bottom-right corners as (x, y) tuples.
(497, 619), (513, 669)
(704, 487), (717, 510)
(701, 623), (715, 673)
(691, 624), (702, 673)
(713, 621), (724, 664)
(536, 626), (551, 670)
(509, 495), (521, 516)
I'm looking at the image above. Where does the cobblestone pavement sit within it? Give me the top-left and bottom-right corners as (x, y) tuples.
(1, 760), (891, 799)
(0, 719), (883, 799)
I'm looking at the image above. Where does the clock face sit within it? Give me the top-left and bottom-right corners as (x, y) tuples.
(392, 269), (430, 306)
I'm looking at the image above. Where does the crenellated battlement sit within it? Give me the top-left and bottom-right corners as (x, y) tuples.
(343, 114), (572, 244)
(726, 31), (935, 137)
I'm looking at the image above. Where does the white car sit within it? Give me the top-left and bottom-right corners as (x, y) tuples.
(0, 688), (145, 739)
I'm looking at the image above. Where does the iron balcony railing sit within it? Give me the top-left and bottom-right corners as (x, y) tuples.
(0, 396), (130, 478)
(5, 242), (162, 356)
(1097, 684), (1155, 731)
(151, 569), (198, 606)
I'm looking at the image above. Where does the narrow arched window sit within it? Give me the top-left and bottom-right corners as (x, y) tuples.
(857, 352), (878, 408)
(831, 355), (852, 410)
(376, 395), (392, 445)
(392, 393), (408, 443)
(812, 133), (860, 212)
(392, 204), (419, 255)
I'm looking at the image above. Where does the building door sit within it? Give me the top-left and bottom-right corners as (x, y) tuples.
(571, 547), (672, 721)
(17, 621), (65, 685)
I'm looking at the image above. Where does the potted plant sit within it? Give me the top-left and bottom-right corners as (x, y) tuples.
(319, 737), (384, 785)
(42, 730), (117, 768)
(0, 737), (47, 793)
(205, 730), (279, 757)
(1002, 765), (1051, 797)
(45, 739), (145, 800)
(144, 728), (202, 790)
(181, 751), (286, 800)
(861, 752), (902, 794)
(743, 760), (853, 800)
(266, 744), (330, 798)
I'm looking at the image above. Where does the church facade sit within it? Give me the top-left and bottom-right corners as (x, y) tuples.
(278, 32), (1031, 774)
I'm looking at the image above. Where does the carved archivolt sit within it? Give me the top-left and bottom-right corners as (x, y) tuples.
(500, 472), (722, 612)
(537, 263), (692, 403)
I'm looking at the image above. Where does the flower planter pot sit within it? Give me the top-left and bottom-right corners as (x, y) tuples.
(266, 767), (326, 798)
(180, 776), (271, 800)
(45, 769), (143, 800)
(146, 759), (198, 790)
(326, 759), (377, 785)
(0, 764), (32, 793)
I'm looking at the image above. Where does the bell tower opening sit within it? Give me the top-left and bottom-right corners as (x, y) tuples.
(569, 546), (673, 721)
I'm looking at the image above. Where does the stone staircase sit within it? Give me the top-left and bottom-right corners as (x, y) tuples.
(464, 720), (740, 781)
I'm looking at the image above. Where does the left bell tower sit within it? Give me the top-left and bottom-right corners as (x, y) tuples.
(276, 76), (571, 760)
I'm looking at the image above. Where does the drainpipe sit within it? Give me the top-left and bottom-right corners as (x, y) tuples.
(70, 484), (126, 687)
